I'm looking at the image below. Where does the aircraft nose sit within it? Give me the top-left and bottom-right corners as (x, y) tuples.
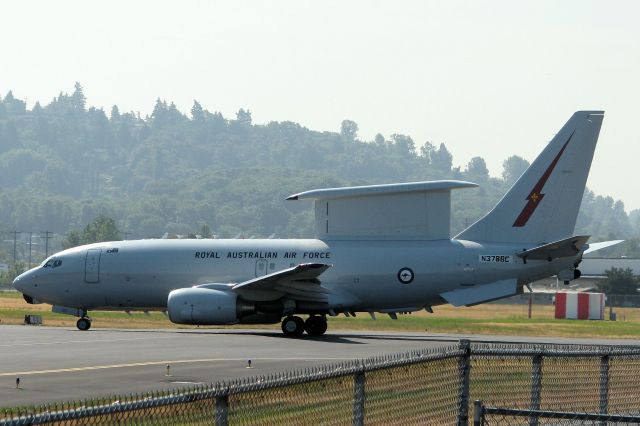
(13, 269), (32, 293)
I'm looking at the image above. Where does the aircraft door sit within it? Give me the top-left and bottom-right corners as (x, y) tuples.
(255, 259), (268, 277)
(85, 248), (102, 283)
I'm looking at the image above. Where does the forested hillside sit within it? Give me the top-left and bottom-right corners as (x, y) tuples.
(0, 84), (637, 251)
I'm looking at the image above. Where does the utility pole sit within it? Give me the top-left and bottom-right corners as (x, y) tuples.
(41, 231), (53, 258)
(11, 230), (19, 265)
(28, 232), (33, 269)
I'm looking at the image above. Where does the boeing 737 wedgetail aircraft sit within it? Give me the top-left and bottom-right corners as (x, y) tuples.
(13, 111), (618, 336)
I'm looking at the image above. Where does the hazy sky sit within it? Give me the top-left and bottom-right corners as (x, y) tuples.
(3, 1), (639, 209)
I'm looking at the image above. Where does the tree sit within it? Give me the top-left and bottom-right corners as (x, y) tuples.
(419, 142), (436, 165)
(340, 120), (358, 142)
(64, 215), (121, 248)
(71, 82), (86, 111)
(151, 99), (168, 127)
(0, 262), (26, 285)
(431, 143), (453, 175)
(595, 267), (639, 295)
(390, 133), (416, 157)
(200, 224), (213, 238)
(236, 108), (252, 126)
(110, 105), (121, 121)
(2, 91), (26, 116)
(191, 100), (204, 122)
(0, 120), (21, 152)
(0, 86), (633, 242)
(502, 155), (530, 185)
(465, 157), (489, 181)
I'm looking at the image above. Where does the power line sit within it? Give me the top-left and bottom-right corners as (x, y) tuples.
(40, 231), (53, 258)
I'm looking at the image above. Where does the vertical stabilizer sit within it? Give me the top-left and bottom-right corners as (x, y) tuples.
(456, 111), (604, 244)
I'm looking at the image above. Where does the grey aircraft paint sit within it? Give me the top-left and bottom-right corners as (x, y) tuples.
(13, 111), (613, 336)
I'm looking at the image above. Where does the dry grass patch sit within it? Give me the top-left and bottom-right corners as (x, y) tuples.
(2, 291), (640, 338)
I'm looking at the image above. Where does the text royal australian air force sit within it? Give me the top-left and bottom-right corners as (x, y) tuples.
(194, 250), (331, 260)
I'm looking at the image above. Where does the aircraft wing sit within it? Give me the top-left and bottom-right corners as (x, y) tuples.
(517, 235), (590, 261)
(231, 263), (332, 302)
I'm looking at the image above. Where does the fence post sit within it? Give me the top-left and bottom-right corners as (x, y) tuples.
(457, 339), (471, 426)
(473, 400), (483, 426)
(353, 367), (366, 426)
(529, 353), (543, 426)
(599, 353), (610, 426)
(215, 394), (229, 426)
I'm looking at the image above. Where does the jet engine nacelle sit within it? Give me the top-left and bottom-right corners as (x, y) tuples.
(557, 268), (581, 285)
(167, 287), (239, 325)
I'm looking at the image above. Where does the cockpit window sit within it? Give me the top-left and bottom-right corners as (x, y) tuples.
(42, 258), (62, 268)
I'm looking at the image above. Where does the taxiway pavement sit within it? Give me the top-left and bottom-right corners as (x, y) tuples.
(1, 325), (639, 408)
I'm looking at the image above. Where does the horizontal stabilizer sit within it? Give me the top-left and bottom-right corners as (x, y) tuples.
(517, 235), (590, 261)
(440, 279), (518, 307)
(584, 240), (624, 255)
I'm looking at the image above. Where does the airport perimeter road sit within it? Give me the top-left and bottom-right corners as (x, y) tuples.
(1, 326), (639, 408)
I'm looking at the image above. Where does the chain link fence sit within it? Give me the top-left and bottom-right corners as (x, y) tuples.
(2, 341), (640, 425)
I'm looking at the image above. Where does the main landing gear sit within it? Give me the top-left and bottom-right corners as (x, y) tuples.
(281, 315), (327, 337)
(76, 313), (92, 331)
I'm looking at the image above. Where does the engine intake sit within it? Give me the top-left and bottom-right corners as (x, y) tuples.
(168, 288), (243, 325)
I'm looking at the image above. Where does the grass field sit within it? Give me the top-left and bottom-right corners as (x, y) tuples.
(2, 290), (640, 338)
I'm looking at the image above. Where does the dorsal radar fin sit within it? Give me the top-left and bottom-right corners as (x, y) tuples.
(287, 180), (477, 240)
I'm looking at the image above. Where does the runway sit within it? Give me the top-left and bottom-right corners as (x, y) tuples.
(1, 325), (639, 408)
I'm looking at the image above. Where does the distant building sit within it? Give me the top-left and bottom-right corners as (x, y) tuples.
(579, 257), (640, 277)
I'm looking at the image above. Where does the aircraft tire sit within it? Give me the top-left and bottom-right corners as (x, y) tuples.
(304, 316), (327, 336)
(77, 317), (91, 331)
(281, 316), (304, 336)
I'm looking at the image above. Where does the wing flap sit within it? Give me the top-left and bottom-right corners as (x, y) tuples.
(232, 263), (330, 291)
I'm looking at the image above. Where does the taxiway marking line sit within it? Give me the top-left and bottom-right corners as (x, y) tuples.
(0, 336), (173, 348)
(0, 357), (353, 377)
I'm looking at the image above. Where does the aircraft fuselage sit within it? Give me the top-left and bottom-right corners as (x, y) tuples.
(14, 238), (574, 313)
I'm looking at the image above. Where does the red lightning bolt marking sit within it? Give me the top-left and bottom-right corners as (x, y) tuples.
(512, 130), (575, 227)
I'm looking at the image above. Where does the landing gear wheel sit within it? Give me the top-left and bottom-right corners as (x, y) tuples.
(77, 317), (91, 331)
(304, 315), (328, 336)
(281, 316), (305, 336)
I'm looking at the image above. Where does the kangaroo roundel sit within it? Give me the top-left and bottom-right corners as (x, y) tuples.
(397, 267), (414, 284)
